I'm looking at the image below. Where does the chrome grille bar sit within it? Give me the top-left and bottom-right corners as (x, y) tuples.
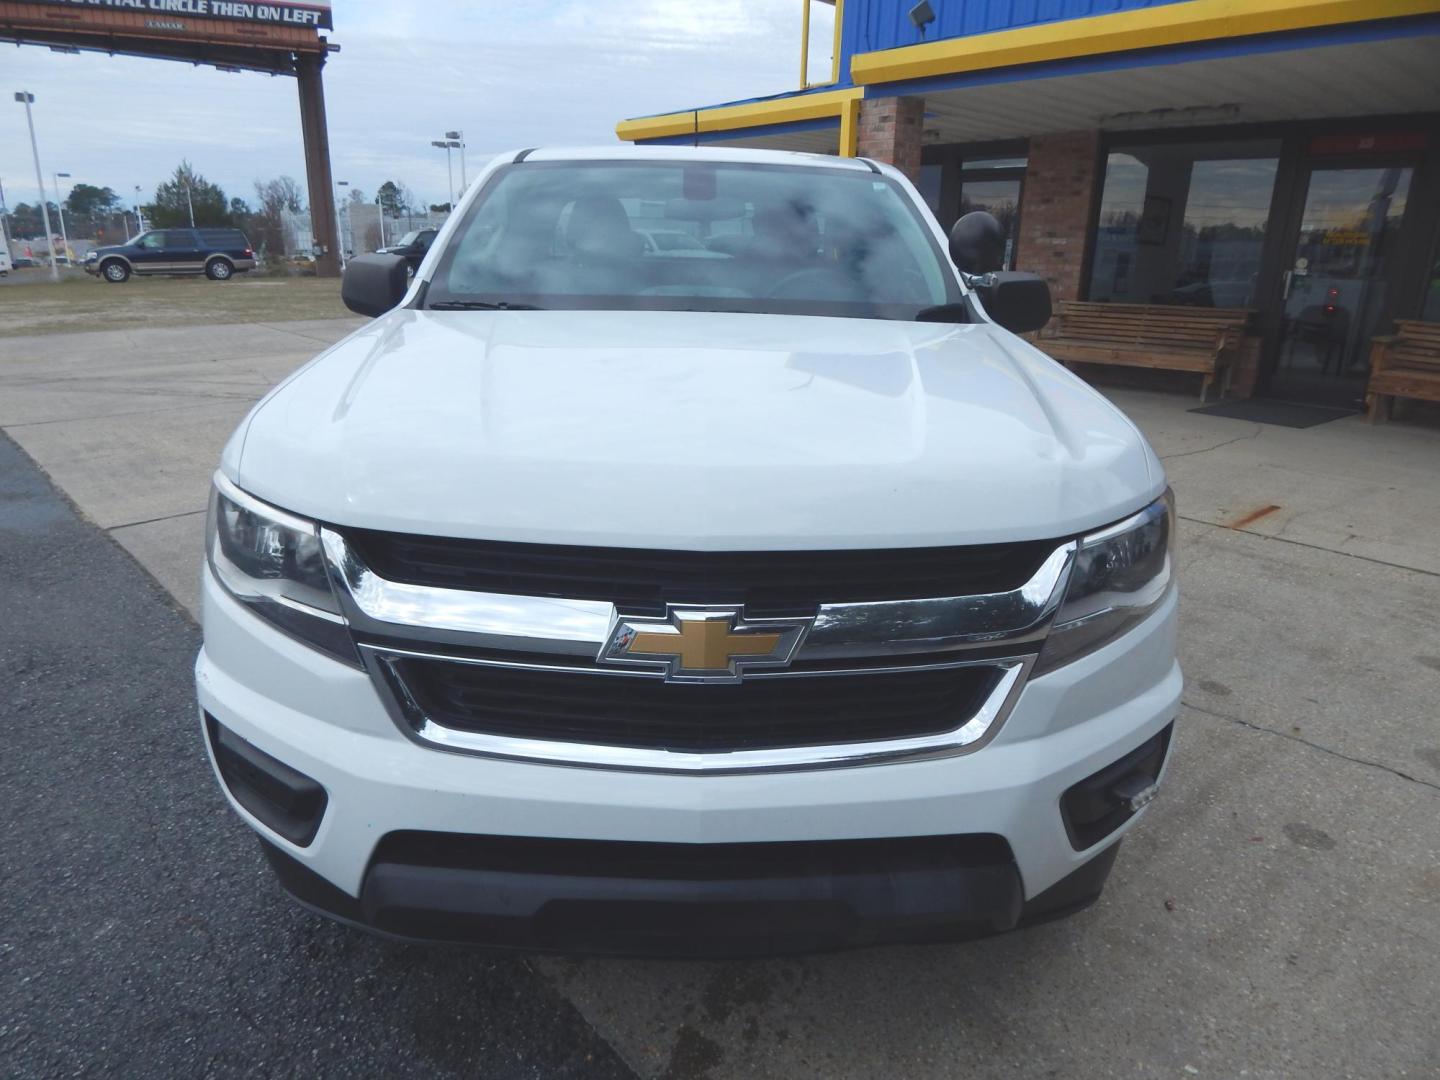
(322, 528), (1076, 662)
(318, 528), (1075, 771)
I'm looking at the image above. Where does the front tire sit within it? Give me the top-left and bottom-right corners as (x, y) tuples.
(101, 260), (130, 284)
(206, 258), (234, 281)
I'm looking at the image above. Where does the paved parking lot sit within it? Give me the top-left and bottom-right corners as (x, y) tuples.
(3, 317), (1438, 1077)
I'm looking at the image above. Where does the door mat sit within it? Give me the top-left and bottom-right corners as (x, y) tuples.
(1189, 399), (1358, 428)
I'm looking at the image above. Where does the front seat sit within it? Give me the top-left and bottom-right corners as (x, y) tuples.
(566, 196), (645, 259)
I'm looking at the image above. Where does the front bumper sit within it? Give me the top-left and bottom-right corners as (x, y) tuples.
(256, 828), (1125, 956)
(197, 567), (1180, 953)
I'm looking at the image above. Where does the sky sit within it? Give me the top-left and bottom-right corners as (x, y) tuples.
(1, 0), (834, 213)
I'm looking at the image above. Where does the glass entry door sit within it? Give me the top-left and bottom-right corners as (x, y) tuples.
(1269, 164), (1415, 406)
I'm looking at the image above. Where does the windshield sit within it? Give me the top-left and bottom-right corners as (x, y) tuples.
(424, 160), (961, 319)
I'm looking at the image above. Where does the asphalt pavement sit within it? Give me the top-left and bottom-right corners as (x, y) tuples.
(2, 318), (1439, 1078)
(0, 432), (635, 1079)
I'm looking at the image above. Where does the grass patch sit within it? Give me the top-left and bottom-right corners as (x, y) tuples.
(0, 271), (352, 337)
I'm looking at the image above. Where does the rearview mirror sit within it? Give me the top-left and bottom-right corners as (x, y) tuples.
(949, 211), (1006, 275)
(342, 253), (410, 317)
(971, 272), (1052, 335)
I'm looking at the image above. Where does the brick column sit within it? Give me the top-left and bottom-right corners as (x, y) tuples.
(1015, 131), (1102, 302)
(855, 96), (924, 183)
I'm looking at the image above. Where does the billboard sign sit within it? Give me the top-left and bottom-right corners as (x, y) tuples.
(29, 0), (331, 29)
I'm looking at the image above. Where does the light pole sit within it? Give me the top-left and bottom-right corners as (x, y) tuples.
(182, 179), (196, 228)
(53, 171), (71, 265)
(14, 91), (59, 280)
(335, 180), (349, 270)
(0, 177), (11, 265)
(431, 139), (456, 210)
(445, 130), (467, 193)
(133, 185), (146, 238)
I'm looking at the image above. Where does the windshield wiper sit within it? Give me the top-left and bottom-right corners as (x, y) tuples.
(427, 300), (546, 311)
(913, 303), (970, 323)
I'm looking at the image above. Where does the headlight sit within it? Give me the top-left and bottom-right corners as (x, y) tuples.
(207, 475), (360, 666)
(1035, 490), (1175, 675)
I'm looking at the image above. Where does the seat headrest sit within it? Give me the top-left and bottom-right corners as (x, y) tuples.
(567, 195), (641, 258)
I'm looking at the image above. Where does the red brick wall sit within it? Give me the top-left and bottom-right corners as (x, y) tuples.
(1016, 131), (1102, 302)
(855, 96), (924, 182)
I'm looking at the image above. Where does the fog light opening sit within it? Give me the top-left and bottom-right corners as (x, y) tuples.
(1060, 723), (1172, 851)
(205, 714), (328, 847)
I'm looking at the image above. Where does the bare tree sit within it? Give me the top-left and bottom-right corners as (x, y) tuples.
(251, 176), (305, 258)
(255, 176), (304, 215)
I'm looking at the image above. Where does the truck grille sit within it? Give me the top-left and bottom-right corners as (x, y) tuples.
(381, 657), (1004, 753)
(340, 529), (1055, 616)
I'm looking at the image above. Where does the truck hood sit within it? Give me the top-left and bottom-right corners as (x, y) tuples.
(232, 309), (1162, 548)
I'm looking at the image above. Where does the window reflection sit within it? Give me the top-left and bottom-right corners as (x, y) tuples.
(1274, 166), (1413, 397)
(1088, 141), (1280, 309)
(1422, 239), (1440, 323)
(919, 145), (1026, 243)
(426, 162), (961, 320)
(962, 157), (1027, 171)
(959, 179), (1021, 271)
(918, 163), (943, 220)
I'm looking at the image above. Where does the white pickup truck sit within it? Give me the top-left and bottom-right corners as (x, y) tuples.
(197, 146), (1179, 955)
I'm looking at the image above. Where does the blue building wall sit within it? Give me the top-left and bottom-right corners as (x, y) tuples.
(836, 0), (1196, 84)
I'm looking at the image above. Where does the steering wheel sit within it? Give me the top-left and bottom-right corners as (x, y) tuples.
(766, 267), (865, 301)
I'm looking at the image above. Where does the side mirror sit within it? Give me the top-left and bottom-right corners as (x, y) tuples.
(972, 272), (1052, 335)
(342, 253), (410, 317)
(949, 210), (1006, 275)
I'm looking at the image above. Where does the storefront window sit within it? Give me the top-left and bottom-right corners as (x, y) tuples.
(962, 156), (1027, 171)
(918, 163), (943, 220)
(1423, 232), (1440, 323)
(919, 144), (1026, 261)
(959, 179), (1022, 270)
(1088, 140), (1280, 308)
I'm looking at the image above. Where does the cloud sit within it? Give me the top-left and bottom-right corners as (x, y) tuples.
(0, 0), (821, 212)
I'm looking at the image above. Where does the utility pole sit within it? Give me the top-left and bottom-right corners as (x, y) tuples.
(15, 91), (59, 280)
(54, 171), (71, 265)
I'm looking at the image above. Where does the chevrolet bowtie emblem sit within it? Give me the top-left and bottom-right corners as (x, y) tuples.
(600, 606), (812, 683)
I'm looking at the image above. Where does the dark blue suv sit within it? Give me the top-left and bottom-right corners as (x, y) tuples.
(85, 228), (257, 283)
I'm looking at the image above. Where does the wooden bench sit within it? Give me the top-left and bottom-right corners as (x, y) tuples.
(1040, 302), (1252, 402)
(1367, 320), (1440, 423)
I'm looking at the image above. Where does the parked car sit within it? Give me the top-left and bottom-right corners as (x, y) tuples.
(198, 147), (1179, 956)
(11, 256), (37, 269)
(376, 227), (437, 270)
(84, 227), (256, 283)
(637, 228), (726, 258)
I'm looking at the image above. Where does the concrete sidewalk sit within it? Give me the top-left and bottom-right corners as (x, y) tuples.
(3, 319), (1437, 1078)
(0, 318), (364, 613)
